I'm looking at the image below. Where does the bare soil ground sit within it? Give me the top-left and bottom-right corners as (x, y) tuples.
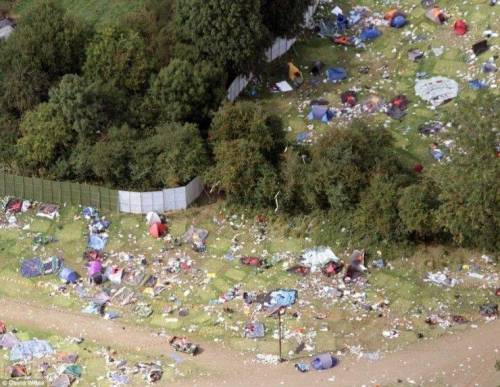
(1, 296), (498, 387)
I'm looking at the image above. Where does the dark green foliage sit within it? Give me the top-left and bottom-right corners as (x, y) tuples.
(354, 174), (407, 243)
(0, 113), (20, 170)
(175, 0), (269, 74)
(280, 149), (316, 213)
(433, 93), (499, 251)
(208, 102), (285, 206)
(83, 27), (153, 93)
(310, 122), (401, 211)
(143, 59), (223, 125)
(398, 177), (441, 240)
(0, 0), (89, 114)
(119, 0), (175, 69)
(132, 122), (208, 189)
(261, 0), (312, 38)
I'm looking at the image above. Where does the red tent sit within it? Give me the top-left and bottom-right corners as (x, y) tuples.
(454, 20), (468, 35)
(149, 222), (167, 238)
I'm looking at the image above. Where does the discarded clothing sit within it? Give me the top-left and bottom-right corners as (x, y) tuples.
(479, 303), (498, 317)
(468, 80), (488, 90)
(287, 265), (311, 276)
(244, 321), (265, 338)
(82, 207), (98, 220)
(425, 271), (457, 287)
(240, 256), (263, 267)
(10, 340), (54, 361)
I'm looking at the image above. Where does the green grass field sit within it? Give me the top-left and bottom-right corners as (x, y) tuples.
(13, 0), (144, 26)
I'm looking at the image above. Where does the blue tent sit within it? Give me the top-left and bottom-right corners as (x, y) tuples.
(88, 234), (108, 251)
(307, 105), (335, 122)
(326, 67), (347, 82)
(360, 26), (381, 41)
(60, 267), (79, 284)
(311, 353), (338, 370)
(391, 15), (407, 28)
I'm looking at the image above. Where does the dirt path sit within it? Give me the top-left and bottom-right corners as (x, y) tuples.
(1, 296), (499, 386)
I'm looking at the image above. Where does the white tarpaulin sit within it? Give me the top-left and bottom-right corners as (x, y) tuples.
(276, 81), (293, 92)
(415, 76), (459, 106)
(300, 247), (339, 272)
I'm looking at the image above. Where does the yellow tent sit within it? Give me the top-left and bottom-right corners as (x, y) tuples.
(288, 62), (303, 81)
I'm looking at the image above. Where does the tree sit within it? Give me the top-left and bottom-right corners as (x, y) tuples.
(433, 92), (499, 250)
(17, 103), (73, 178)
(310, 122), (401, 211)
(131, 122), (208, 189)
(0, 0), (89, 114)
(354, 174), (407, 243)
(261, 0), (312, 38)
(207, 102), (285, 206)
(119, 0), (175, 69)
(91, 125), (137, 187)
(398, 177), (441, 240)
(175, 0), (269, 74)
(83, 27), (153, 93)
(143, 59), (223, 125)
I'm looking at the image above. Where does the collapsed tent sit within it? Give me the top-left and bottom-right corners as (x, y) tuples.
(321, 260), (344, 277)
(386, 95), (409, 120)
(82, 207), (98, 220)
(36, 203), (59, 220)
(344, 250), (367, 282)
(20, 257), (63, 278)
(472, 40), (489, 56)
(326, 67), (347, 82)
(0, 332), (19, 349)
(300, 247), (339, 272)
(266, 289), (297, 307)
(415, 76), (459, 106)
(5, 198), (22, 213)
(361, 95), (384, 113)
(183, 225), (208, 252)
(10, 340), (54, 361)
(385, 10), (407, 28)
(453, 19), (468, 35)
(307, 105), (335, 122)
(311, 353), (338, 370)
(59, 267), (79, 284)
(88, 233), (108, 250)
(240, 256), (263, 267)
(426, 7), (446, 24)
(359, 26), (381, 41)
(288, 62), (302, 81)
(149, 222), (167, 238)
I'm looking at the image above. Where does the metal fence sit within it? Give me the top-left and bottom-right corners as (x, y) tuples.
(118, 177), (203, 214)
(0, 171), (119, 212)
(0, 172), (204, 214)
(227, 0), (320, 102)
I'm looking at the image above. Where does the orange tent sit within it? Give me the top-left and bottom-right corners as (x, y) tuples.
(384, 9), (398, 21)
(149, 223), (167, 238)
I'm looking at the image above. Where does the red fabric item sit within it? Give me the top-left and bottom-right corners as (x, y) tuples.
(149, 222), (167, 238)
(454, 20), (468, 35)
(413, 164), (424, 173)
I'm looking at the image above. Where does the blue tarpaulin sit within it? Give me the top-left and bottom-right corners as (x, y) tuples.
(468, 80), (488, 90)
(360, 26), (381, 41)
(10, 340), (54, 361)
(326, 67), (347, 82)
(268, 289), (297, 307)
(59, 267), (79, 283)
(391, 15), (407, 28)
(88, 234), (108, 251)
(307, 105), (335, 122)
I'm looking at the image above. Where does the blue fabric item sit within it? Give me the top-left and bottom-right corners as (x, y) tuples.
(20, 258), (43, 278)
(295, 363), (310, 372)
(60, 267), (79, 283)
(82, 207), (98, 219)
(244, 321), (265, 338)
(468, 80), (488, 90)
(431, 148), (444, 161)
(336, 14), (348, 31)
(88, 234), (108, 251)
(109, 372), (130, 385)
(269, 289), (297, 307)
(311, 354), (338, 370)
(391, 15), (407, 28)
(10, 340), (54, 361)
(326, 67), (347, 82)
(348, 10), (363, 25)
(308, 106), (335, 122)
(296, 131), (312, 143)
(360, 27), (381, 41)
(90, 219), (111, 233)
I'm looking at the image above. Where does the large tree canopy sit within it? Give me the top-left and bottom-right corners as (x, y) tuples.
(175, 0), (269, 74)
(0, 0), (89, 114)
(261, 0), (312, 38)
